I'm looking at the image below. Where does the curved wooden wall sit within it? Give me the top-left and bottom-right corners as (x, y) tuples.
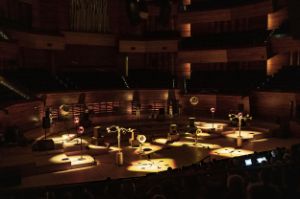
(178, 0), (273, 24)
(178, 46), (267, 63)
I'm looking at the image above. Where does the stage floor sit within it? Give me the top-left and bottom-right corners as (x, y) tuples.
(1, 118), (300, 190)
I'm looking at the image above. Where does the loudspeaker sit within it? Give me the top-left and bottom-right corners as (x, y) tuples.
(188, 117), (197, 133)
(170, 124), (177, 134)
(93, 126), (104, 138)
(42, 116), (51, 129)
(32, 139), (55, 151)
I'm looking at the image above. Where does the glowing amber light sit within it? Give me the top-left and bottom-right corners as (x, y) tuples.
(223, 130), (262, 139)
(68, 155), (95, 166)
(195, 122), (227, 131)
(210, 147), (253, 158)
(153, 138), (221, 149)
(169, 141), (221, 149)
(49, 154), (95, 167)
(250, 138), (269, 143)
(63, 138), (88, 147)
(127, 158), (176, 173)
(133, 143), (162, 155)
(49, 154), (70, 164)
(51, 133), (76, 144)
(181, 23), (191, 37)
(153, 138), (168, 145)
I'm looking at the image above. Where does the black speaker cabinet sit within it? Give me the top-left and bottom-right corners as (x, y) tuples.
(32, 139), (55, 151)
(170, 124), (177, 134)
(93, 126), (105, 138)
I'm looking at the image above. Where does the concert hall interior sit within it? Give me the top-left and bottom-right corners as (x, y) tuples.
(1, 0), (300, 198)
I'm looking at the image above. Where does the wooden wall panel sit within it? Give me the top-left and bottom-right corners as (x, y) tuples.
(9, 31), (65, 50)
(271, 37), (300, 53)
(63, 32), (116, 46)
(268, 8), (288, 30)
(138, 90), (170, 101)
(216, 95), (245, 117)
(227, 46), (267, 62)
(41, 90), (179, 107)
(179, 94), (248, 117)
(231, 0), (273, 19)
(267, 53), (289, 75)
(178, 50), (227, 63)
(119, 40), (178, 53)
(146, 40), (178, 53)
(251, 91), (296, 121)
(0, 41), (18, 59)
(178, 9), (231, 24)
(179, 94), (217, 116)
(178, 0), (273, 24)
(5, 100), (44, 130)
(84, 90), (133, 103)
(119, 41), (146, 53)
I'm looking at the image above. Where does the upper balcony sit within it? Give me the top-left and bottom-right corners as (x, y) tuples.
(180, 29), (270, 50)
(178, 0), (274, 24)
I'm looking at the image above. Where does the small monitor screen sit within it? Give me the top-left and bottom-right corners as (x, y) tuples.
(257, 157), (267, 164)
(244, 159), (252, 166)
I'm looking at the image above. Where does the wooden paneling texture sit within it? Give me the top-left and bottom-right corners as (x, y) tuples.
(9, 31), (65, 50)
(230, 0), (273, 19)
(63, 32), (116, 46)
(250, 91), (296, 120)
(119, 40), (178, 53)
(178, 0), (273, 24)
(5, 100), (44, 130)
(0, 41), (18, 59)
(178, 50), (227, 63)
(179, 94), (217, 116)
(227, 46), (267, 62)
(271, 37), (300, 53)
(178, 47), (267, 63)
(216, 95), (245, 117)
(267, 53), (289, 75)
(268, 8), (288, 30)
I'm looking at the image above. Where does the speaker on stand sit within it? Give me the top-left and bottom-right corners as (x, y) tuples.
(32, 108), (55, 151)
(42, 108), (51, 140)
